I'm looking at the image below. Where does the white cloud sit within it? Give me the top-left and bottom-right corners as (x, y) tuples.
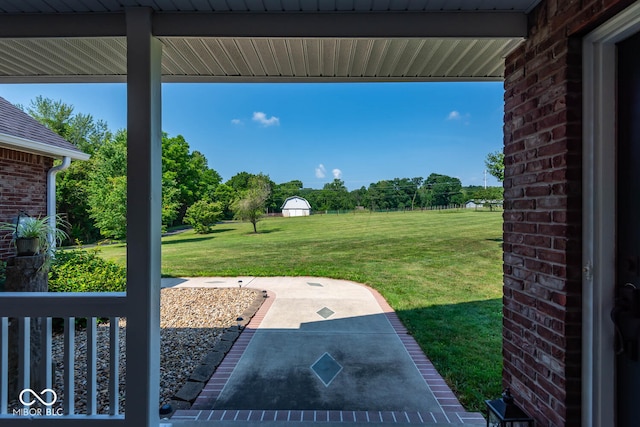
(447, 110), (471, 125)
(332, 168), (342, 179)
(252, 111), (280, 127)
(315, 164), (326, 179)
(231, 119), (243, 125)
(447, 110), (461, 120)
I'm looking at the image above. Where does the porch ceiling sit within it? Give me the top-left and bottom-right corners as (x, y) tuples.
(0, 0), (541, 83)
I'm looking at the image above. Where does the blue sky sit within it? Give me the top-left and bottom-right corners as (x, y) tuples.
(0, 82), (504, 190)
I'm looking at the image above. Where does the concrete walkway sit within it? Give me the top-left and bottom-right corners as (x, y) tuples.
(162, 277), (485, 426)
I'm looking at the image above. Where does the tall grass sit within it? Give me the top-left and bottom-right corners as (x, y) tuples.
(98, 209), (503, 411)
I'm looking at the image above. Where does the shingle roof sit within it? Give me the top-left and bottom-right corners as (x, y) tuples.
(0, 96), (88, 159)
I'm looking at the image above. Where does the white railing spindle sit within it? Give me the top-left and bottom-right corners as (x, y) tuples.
(40, 317), (52, 390)
(18, 317), (30, 409)
(109, 317), (119, 416)
(86, 317), (97, 415)
(63, 317), (75, 416)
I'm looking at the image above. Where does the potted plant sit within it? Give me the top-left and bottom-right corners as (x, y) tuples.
(0, 214), (69, 257)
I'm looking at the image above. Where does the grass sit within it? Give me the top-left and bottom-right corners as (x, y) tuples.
(96, 209), (503, 412)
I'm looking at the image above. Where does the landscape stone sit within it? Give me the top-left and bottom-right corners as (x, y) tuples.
(215, 339), (233, 354)
(200, 350), (225, 367)
(221, 330), (240, 341)
(173, 381), (205, 403)
(189, 363), (217, 382)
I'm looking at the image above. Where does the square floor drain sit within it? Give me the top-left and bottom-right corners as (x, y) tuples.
(317, 307), (335, 319)
(307, 282), (323, 287)
(311, 352), (342, 386)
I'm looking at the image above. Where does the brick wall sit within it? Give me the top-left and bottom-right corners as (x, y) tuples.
(0, 148), (53, 260)
(503, 0), (635, 425)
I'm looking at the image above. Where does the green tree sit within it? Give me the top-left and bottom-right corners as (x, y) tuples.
(226, 171), (254, 192)
(232, 174), (272, 233)
(162, 134), (221, 224)
(350, 186), (368, 208)
(25, 96), (74, 140)
(25, 96), (112, 243)
(409, 177), (424, 210)
(421, 173), (465, 207)
(321, 179), (353, 211)
(184, 200), (222, 234)
(211, 183), (236, 219)
(366, 180), (394, 210)
(485, 150), (505, 182)
(298, 187), (322, 210)
(87, 130), (128, 239)
(56, 160), (100, 242)
(92, 176), (127, 239)
(161, 176), (181, 229)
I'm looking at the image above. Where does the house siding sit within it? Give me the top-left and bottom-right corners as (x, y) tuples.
(503, 0), (635, 425)
(0, 147), (52, 260)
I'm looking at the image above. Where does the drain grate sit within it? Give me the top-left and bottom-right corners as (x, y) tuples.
(307, 282), (323, 287)
(311, 352), (343, 386)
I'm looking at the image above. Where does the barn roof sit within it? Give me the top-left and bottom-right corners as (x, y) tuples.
(0, 96), (89, 160)
(282, 196), (312, 209)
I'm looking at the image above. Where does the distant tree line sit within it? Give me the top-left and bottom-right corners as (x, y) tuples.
(24, 97), (503, 240)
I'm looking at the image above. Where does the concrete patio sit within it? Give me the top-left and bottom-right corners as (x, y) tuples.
(162, 277), (485, 426)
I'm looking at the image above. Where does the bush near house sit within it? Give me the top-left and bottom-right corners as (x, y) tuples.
(49, 248), (126, 292)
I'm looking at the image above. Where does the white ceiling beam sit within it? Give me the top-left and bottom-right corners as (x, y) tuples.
(0, 11), (527, 38)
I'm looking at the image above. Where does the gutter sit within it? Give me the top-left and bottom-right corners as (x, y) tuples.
(0, 132), (90, 161)
(47, 156), (72, 251)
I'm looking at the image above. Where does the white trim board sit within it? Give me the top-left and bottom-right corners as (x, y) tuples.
(582, 3), (640, 426)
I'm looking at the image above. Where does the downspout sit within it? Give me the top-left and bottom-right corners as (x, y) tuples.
(47, 156), (71, 251)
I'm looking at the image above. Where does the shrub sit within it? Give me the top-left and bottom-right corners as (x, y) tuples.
(184, 200), (222, 234)
(49, 248), (126, 292)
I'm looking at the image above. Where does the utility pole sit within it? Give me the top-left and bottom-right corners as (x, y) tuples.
(484, 169), (487, 189)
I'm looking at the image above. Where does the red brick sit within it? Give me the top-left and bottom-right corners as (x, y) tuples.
(0, 148), (52, 260)
(525, 185), (552, 197)
(524, 234), (552, 248)
(537, 249), (566, 264)
(501, 3), (613, 425)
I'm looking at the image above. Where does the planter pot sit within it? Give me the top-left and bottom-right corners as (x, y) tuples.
(15, 238), (40, 256)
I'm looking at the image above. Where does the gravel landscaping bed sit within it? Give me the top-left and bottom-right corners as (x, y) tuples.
(47, 287), (260, 414)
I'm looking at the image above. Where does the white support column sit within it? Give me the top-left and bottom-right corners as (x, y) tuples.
(125, 7), (162, 427)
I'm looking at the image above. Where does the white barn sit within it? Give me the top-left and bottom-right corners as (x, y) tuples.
(281, 196), (311, 217)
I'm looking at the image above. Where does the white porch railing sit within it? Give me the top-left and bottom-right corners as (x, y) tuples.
(0, 292), (127, 426)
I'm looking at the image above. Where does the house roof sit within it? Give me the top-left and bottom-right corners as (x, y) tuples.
(0, 0), (542, 83)
(0, 96), (90, 160)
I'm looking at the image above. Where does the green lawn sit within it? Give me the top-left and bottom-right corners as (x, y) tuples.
(96, 209), (503, 412)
